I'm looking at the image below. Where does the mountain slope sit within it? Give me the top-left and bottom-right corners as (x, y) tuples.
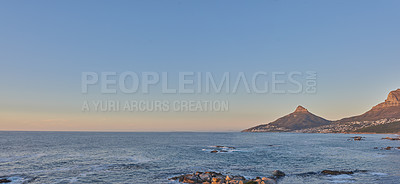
(243, 89), (400, 133)
(242, 106), (331, 132)
(338, 89), (400, 122)
(354, 121), (400, 133)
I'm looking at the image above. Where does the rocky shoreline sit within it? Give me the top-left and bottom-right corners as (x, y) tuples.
(169, 169), (369, 184)
(170, 170), (284, 184)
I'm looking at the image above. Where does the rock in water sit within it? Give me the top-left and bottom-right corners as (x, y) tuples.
(183, 174), (200, 183)
(350, 136), (364, 141)
(382, 137), (400, 140)
(272, 170), (286, 178)
(0, 179), (11, 183)
(321, 170), (354, 175)
(169, 171), (280, 184)
(199, 173), (211, 182)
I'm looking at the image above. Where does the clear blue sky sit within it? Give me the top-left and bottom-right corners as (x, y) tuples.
(1, 0), (400, 131)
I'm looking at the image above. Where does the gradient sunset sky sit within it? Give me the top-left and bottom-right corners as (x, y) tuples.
(1, 0), (400, 131)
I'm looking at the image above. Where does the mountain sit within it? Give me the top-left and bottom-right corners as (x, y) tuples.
(242, 89), (400, 133)
(338, 89), (400, 122)
(242, 106), (331, 132)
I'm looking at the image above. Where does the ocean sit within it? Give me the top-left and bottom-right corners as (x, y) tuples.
(0, 132), (399, 183)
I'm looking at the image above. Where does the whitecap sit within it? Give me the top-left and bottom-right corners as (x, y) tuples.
(69, 177), (78, 183)
(3, 176), (33, 184)
(329, 174), (353, 179)
(326, 174), (354, 183)
(370, 172), (387, 176)
(330, 180), (354, 183)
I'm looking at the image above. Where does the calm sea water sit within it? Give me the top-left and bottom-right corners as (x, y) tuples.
(0, 132), (399, 184)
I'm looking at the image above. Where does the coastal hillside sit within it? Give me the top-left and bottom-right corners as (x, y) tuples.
(354, 121), (400, 134)
(242, 106), (331, 132)
(338, 89), (400, 122)
(243, 89), (400, 133)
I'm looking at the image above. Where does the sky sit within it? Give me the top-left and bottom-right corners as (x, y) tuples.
(1, 0), (400, 131)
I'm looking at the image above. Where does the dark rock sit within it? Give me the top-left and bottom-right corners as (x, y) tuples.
(169, 175), (183, 182)
(295, 172), (318, 177)
(214, 145), (235, 149)
(383, 146), (393, 150)
(195, 171), (202, 175)
(244, 181), (258, 184)
(199, 173), (211, 182)
(272, 170), (286, 177)
(0, 179), (11, 183)
(382, 137), (400, 140)
(182, 174), (200, 183)
(233, 176), (246, 180)
(210, 150), (218, 153)
(169, 171), (282, 184)
(321, 170), (354, 175)
(350, 136), (364, 141)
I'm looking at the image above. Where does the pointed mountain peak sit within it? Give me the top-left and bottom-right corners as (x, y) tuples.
(242, 105), (330, 132)
(294, 105), (308, 113)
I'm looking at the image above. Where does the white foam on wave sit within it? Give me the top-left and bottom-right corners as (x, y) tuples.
(0, 153), (46, 163)
(128, 155), (152, 163)
(0, 157), (13, 163)
(114, 155), (152, 163)
(202, 145), (244, 153)
(330, 180), (354, 183)
(326, 174), (354, 183)
(370, 172), (387, 176)
(374, 153), (386, 158)
(329, 174), (353, 179)
(69, 177), (78, 183)
(201, 148), (241, 153)
(4, 176), (31, 184)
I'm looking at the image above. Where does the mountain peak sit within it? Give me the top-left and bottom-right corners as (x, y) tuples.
(294, 105), (308, 113)
(372, 89), (400, 110)
(386, 89), (400, 103)
(242, 105), (330, 132)
(339, 88), (400, 122)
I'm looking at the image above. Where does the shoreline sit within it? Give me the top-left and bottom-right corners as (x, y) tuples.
(0, 130), (398, 136)
(241, 131), (399, 135)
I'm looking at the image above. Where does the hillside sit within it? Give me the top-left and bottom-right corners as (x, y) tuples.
(354, 121), (400, 133)
(338, 89), (400, 122)
(243, 89), (400, 133)
(242, 106), (331, 132)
